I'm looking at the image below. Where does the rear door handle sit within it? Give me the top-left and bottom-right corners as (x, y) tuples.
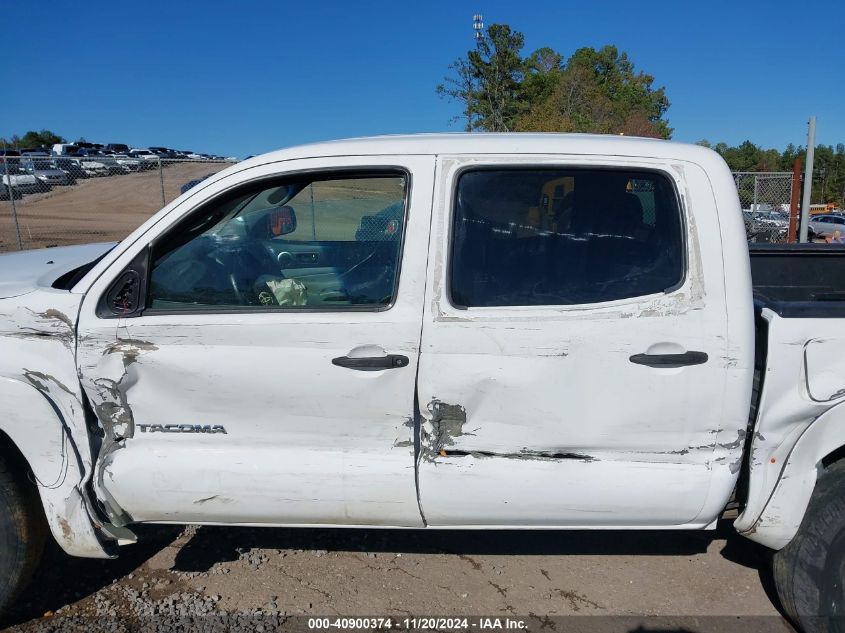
(332, 354), (409, 371)
(629, 351), (708, 368)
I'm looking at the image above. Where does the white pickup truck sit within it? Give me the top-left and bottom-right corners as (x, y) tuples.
(1, 134), (844, 630)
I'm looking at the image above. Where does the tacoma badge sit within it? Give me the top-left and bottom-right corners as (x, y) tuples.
(137, 424), (227, 434)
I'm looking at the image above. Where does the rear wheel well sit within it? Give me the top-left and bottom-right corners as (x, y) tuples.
(821, 444), (845, 469)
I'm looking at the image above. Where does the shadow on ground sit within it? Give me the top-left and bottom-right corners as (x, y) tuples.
(171, 518), (772, 570)
(2, 519), (780, 627)
(1, 525), (182, 628)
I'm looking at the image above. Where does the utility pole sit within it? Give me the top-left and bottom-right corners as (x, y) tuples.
(799, 116), (816, 242)
(787, 159), (801, 243)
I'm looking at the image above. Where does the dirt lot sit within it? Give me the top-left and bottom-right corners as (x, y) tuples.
(0, 519), (792, 632)
(0, 162), (230, 252)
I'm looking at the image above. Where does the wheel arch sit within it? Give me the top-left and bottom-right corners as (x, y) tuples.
(740, 400), (845, 550)
(0, 376), (110, 558)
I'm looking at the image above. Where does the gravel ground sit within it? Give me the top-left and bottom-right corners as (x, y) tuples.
(0, 520), (794, 633)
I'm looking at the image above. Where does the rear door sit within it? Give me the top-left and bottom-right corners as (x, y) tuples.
(417, 155), (735, 527)
(77, 155), (434, 526)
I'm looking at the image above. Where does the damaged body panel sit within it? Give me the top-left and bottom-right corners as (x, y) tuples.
(75, 154), (436, 528)
(0, 287), (110, 558)
(415, 155), (753, 528)
(735, 311), (845, 548)
(2, 134), (843, 574)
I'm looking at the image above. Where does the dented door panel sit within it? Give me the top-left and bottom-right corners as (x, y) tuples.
(76, 155), (435, 527)
(417, 155), (751, 527)
(420, 456), (713, 527)
(80, 318), (422, 525)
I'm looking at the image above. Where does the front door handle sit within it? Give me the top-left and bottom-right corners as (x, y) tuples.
(332, 354), (409, 371)
(629, 351), (708, 368)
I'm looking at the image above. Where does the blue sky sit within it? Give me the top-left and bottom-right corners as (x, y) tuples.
(1, 0), (842, 158)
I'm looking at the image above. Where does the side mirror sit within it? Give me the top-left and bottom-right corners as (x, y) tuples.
(269, 205), (296, 236)
(96, 247), (149, 318)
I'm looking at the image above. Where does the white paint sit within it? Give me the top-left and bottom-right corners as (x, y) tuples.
(0, 133), (838, 559)
(76, 155), (435, 527)
(743, 402), (845, 549)
(804, 339), (845, 402)
(736, 311), (845, 548)
(416, 153), (754, 527)
(0, 291), (109, 558)
(0, 242), (114, 299)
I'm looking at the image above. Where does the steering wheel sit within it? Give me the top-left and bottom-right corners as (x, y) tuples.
(207, 238), (283, 306)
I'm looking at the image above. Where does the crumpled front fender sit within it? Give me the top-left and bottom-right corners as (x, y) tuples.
(0, 376), (109, 558)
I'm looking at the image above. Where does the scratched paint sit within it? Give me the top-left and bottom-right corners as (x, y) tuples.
(417, 152), (749, 528)
(736, 314), (845, 549)
(72, 152), (437, 528)
(0, 274), (111, 557)
(0, 136), (836, 560)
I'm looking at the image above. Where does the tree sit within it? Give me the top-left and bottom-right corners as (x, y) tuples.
(520, 47), (562, 106)
(469, 24), (526, 131)
(438, 28), (673, 138)
(0, 135), (21, 149)
(707, 140), (845, 208)
(18, 129), (66, 149)
(438, 23), (526, 132)
(513, 46), (672, 138)
(436, 59), (478, 132)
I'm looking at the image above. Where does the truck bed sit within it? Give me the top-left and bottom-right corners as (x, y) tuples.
(750, 243), (845, 317)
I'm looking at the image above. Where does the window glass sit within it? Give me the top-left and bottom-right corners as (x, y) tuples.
(148, 174), (407, 310)
(450, 168), (684, 307)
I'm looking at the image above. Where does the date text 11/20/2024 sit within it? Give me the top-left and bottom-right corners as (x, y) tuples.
(307, 617), (527, 630)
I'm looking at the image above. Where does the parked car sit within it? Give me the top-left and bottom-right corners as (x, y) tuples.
(54, 157), (87, 180)
(52, 143), (80, 156)
(104, 143), (130, 154)
(109, 154), (141, 172)
(743, 210), (789, 242)
(19, 149), (50, 157)
(2, 135), (845, 630)
(0, 164), (40, 195)
(808, 214), (845, 238)
(148, 146), (172, 157)
(179, 173), (214, 194)
(21, 157), (74, 186)
(75, 151), (129, 176)
(67, 154), (110, 177)
(129, 149), (160, 170)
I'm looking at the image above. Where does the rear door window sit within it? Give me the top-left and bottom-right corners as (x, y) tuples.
(450, 168), (684, 307)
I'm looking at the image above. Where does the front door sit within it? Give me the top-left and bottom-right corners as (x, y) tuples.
(417, 156), (736, 527)
(77, 156), (434, 526)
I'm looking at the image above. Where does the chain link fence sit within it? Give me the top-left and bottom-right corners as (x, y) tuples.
(732, 172), (794, 243)
(0, 163), (800, 253)
(0, 155), (234, 252)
